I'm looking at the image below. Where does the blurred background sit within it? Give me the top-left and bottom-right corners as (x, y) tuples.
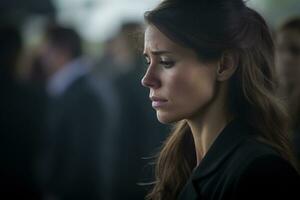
(0, 0), (299, 77)
(0, 0), (299, 200)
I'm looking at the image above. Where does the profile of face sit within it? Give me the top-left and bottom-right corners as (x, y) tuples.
(276, 29), (300, 89)
(141, 25), (219, 124)
(39, 40), (68, 77)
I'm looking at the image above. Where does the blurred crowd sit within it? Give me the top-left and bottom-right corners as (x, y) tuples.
(0, 21), (169, 200)
(0, 14), (300, 200)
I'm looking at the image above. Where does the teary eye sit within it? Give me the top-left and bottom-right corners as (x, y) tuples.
(160, 60), (175, 69)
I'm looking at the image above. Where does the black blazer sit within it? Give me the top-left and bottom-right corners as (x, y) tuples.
(40, 75), (105, 200)
(178, 120), (300, 200)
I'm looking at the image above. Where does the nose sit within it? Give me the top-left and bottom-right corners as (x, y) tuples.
(141, 68), (160, 89)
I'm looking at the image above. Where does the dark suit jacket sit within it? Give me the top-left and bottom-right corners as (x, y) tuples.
(40, 74), (106, 200)
(0, 76), (45, 199)
(178, 119), (300, 200)
(112, 59), (169, 200)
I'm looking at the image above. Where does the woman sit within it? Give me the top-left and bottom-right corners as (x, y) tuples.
(276, 17), (300, 160)
(141, 0), (300, 199)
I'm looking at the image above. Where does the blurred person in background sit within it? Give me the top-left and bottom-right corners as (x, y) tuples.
(36, 24), (115, 200)
(93, 21), (169, 199)
(276, 17), (300, 160)
(0, 24), (43, 199)
(112, 22), (169, 200)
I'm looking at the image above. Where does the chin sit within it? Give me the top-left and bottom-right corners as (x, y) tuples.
(156, 112), (182, 124)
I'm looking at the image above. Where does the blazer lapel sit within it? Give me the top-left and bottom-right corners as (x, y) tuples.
(178, 178), (201, 200)
(179, 119), (255, 199)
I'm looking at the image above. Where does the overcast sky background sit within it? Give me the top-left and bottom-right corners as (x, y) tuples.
(21, 0), (300, 47)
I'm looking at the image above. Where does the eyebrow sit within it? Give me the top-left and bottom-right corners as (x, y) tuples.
(143, 50), (173, 56)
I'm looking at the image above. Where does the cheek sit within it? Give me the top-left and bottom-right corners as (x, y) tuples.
(155, 73), (193, 123)
(172, 70), (215, 105)
(184, 78), (215, 114)
(159, 69), (216, 122)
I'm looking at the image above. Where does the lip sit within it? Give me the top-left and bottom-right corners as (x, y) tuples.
(150, 96), (168, 108)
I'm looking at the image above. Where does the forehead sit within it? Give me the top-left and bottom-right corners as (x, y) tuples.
(144, 25), (190, 55)
(144, 25), (175, 51)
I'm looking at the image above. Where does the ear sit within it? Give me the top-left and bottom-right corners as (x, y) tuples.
(216, 52), (238, 81)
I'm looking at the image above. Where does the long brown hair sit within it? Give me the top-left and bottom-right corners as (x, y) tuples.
(144, 0), (298, 199)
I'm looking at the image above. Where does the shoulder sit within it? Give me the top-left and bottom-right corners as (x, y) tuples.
(66, 76), (95, 97)
(57, 76), (104, 119)
(228, 137), (284, 169)
(228, 138), (298, 179)
(63, 76), (103, 105)
(180, 129), (300, 200)
(230, 140), (300, 199)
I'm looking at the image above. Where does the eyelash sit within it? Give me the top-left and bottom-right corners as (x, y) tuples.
(160, 60), (175, 68)
(144, 58), (175, 69)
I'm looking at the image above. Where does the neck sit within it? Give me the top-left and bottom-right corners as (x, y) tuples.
(187, 83), (233, 166)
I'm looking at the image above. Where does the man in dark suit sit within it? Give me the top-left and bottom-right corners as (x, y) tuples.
(37, 25), (110, 200)
(106, 22), (169, 200)
(0, 25), (43, 199)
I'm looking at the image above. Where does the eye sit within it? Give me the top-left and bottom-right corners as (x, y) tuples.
(160, 60), (175, 69)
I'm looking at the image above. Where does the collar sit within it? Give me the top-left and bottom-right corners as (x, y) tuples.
(47, 57), (90, 97)
(191, 119), (251, 181)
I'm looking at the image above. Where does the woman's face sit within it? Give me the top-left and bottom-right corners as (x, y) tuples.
(142, 25), (218, 124)
(276, 30), (300, 89)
